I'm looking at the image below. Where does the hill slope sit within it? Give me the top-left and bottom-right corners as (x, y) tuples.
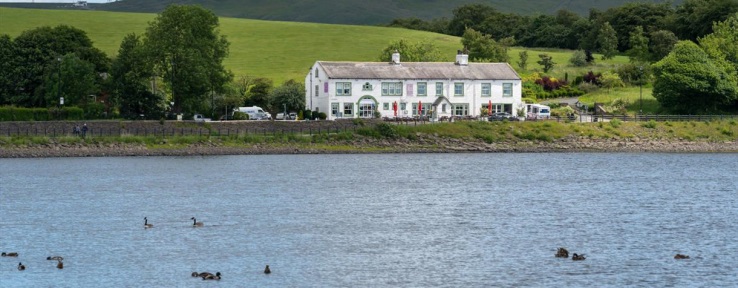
(87, 0), (680, 25)
(0, 7), (462, 83)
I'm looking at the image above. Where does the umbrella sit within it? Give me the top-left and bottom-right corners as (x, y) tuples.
(393, 101), (397, 117)
(488, 100), (492, 116)
(418, 101), (422, 115)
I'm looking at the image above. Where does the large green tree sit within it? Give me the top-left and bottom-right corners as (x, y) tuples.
(243, 77), (273, 110)
(378, 39), (443, 62)
(143, 5), (232, 115)
(652, 41), (738, 113)
(10, 25), (109, 107)
(0, 35), (16, 105)
(627, 26), (650, 63)
(447, 4), (498, 36)
(699, 12), (738, 74)
(42, 53), (98, 107)
(460, 28), (510, 63)
(597, 22), (618, 60)
(671, 0), (738, 41)
(649, 30), (678, 61)
(110, 33), (164, 119)
(269, 80), (305, 115)
(595, 2), (674, 51)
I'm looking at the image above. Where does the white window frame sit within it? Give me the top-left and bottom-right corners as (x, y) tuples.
(503, 83), (513, 97)
(454, 83), (464, 96)
(435, 82), (443, 96)
(331, 102), (339, 116)
(417, 82), (427, 96)
(481, 83), (491, 97)
(336, 82), (351, 96)
(343, 103), (353, 117)
(381, 82), (403, 96)
(452, 104), (469, 116)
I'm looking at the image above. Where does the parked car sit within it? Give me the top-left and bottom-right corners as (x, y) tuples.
(488, 112), (512, 121)
(276, 113), (286, 120)
(193, 114), (211, 122)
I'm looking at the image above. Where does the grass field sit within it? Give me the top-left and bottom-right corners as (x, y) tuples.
(0, 7), (461, 83)
(0, 7), (632, 85)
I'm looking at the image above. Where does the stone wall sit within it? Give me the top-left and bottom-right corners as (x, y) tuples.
(0, 119), (382, 137)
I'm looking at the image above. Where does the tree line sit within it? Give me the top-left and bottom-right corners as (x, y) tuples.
(387, 0), (738, 62)
(0, 5), (306, 120)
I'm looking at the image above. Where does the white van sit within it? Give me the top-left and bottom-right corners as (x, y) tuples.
(526, 104), (551, 119)
(235, 106), (269, 120)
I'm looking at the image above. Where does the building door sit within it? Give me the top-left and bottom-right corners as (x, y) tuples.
(358, 99), (375, 118)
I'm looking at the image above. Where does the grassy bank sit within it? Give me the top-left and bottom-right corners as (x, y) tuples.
(2, 120), (737, 151)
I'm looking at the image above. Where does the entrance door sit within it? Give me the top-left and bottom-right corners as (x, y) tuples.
(358, 100), (375, 118)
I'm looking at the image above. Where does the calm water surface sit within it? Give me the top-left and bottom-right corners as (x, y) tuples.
(1, 153), (737, 287)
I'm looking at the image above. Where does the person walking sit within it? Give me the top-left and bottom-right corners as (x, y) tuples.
(81, 123), (88, 138)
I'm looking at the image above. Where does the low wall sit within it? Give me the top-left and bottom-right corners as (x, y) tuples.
(0, 119), (381, 137)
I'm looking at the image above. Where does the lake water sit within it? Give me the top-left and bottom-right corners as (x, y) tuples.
(1, 153), (737, 287)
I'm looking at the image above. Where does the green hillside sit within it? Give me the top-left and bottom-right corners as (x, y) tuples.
(1, 0), (682, 25)
(0, 7), (463, 83)
(0, 7), (629, 84)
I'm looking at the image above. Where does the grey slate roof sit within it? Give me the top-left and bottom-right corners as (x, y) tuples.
(317, 61), (521, 80)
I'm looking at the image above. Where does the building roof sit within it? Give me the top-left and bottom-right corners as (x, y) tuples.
(316, 61), (521, 81)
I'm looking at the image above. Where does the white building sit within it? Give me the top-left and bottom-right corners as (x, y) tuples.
(305, 50), (522, 120)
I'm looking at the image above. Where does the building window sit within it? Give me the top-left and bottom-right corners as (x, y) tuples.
(412, 103), (432, 116)
(454, 83), (464, 96)
(383, 102), (390, 110)
(435, 82), (443, 96)
(343, 103), (353, 117)
(336, 82), (351, 96)
(382, 82), (403, 96)
(315, 85), (319, 97)
(453, 104), (469, 116)
(331, 103), (339, 116)
(400, 102), (407, 113)
(481, 83), (491, 97)
(417, 82), (427, 96)
(314, 68), (319, 78)
(362, 82), (373, 91)
(503, 83), (513, 97)
(441, 104), (447, 112)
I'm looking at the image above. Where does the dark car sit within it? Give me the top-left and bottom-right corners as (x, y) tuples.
(488, 112), (513, 121)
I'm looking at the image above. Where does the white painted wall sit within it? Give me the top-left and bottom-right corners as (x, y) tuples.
(305, 62), (522, 120)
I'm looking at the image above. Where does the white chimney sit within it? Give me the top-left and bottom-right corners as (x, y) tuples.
(391, 50), (400, 65)
(455, 49), (468, 66)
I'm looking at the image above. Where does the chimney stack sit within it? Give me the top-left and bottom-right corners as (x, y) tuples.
(455, 49), (468, 66)
(391, 50), (400, 65)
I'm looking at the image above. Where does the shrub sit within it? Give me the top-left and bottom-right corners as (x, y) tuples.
(375, 123), (398, 138)
(569, 50), (587, 67)
(317, 112), (327, 120)
(610, 118), (622, 128)
(641, 120), (657, 129)
(577, 82), (600, 93)
(303, 109), (312, 120)
(534, 76), (568, 91)
(352, 118), (365, 126)
(583, 71), (602, 85)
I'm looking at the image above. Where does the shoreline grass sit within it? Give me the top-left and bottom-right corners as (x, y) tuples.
(2, 121), (737, 151)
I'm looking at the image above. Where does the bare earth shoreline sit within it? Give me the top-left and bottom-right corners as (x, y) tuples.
(2, 136), (737, 158)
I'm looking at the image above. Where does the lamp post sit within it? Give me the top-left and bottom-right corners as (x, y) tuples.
(57, 57), (62, 107)
(57, 56), (64, 119)
(638, 66), (643, 116)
